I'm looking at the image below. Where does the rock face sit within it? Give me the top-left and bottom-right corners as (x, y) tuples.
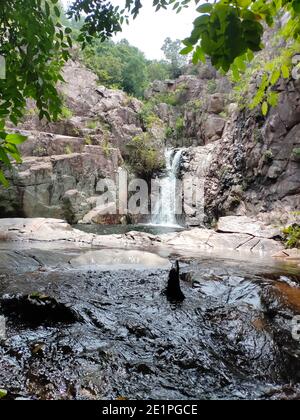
(145, 72), (230, 148)
(176, 78), (300, 227)
(0, 145), (121, 223)
(203, 83), (300, 226)
(0, 61), (150, 223)
(19, 61), (145, 154)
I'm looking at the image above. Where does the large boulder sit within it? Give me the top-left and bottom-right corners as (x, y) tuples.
(203, 116), (226, 142)
(217, 216), (281, 239)
(80, 202), (128, 225)
(208, 93), (225, 114)
(0, 147), (120, 223)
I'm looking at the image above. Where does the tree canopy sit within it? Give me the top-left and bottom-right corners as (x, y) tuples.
(162, 37), (188, 78)
(1, 0), (300, 184)
(81, 38), (175, 97)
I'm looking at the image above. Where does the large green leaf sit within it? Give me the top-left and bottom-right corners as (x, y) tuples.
(0, 171), (9, 188)
(5, 133), (27, 145)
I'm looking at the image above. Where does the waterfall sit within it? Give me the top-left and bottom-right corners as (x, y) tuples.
(151, 149), (183, 227)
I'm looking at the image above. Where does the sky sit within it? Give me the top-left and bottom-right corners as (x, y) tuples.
(62, 1), (199, 60)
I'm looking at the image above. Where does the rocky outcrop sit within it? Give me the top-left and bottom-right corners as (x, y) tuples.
(203, 81), (300, 226)
(172, 72), (299, 228)
(217, 216), (281, 239)
(145, 73), (230, 148)
(143, 56), (300, 229)
(19, 61), (145, 154)
(0, 146), (121, 223)
(0, 61), (153, 223)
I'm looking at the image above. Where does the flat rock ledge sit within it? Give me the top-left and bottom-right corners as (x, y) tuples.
(0, 217), (298, 262)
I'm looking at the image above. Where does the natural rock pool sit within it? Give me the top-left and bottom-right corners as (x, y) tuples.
(74, 224), (185, 236)
(0, 245), (300, 400)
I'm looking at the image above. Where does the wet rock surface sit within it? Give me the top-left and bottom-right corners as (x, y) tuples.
(0, 250), (300, 400)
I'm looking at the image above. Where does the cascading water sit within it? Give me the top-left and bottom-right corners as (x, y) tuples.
(151, 148), (184, 227)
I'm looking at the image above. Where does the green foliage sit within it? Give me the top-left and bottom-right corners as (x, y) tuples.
(0, 0), (73, 184)
(145, 114), (163, 129)
(0, 129), (27, 186)
(26, 107), (38, 117)
(86, 120), (98, 130)
(139, 102), (158, 128)
(153, 84), (188, 107)
(253, 128), (263, 144)
(179, 0), (298, 72)
(2, 0), (300, 187)
(165, 126), (174, 139)
(102, 138), (112, 158)
(81, 38), (176, 98)
(0, 1), (71, 124)
(59, 106), (73, 120)
(126, 133), (164, 178)
(207, 80), (217, 94)
(156, 92), (179, 106)
(292, 148), (300, 158)
(65, 145), (73, 155)
(175, 116), (185, 137)
(0, 1), (166, 184)
(147, 60), (172, 82)
(162, 37), (188, 78)
(98, 118), (112, 133)
(33, 145), (47, 156)
(231, 36), (297, 112)
(247, 42), (300, 114)
(181, 2), (261, 71)
(0, 389), (7, 399)
(67, 0), (123, 45)
(264, 149), (274, 162)
(283, 224), (300, 249)
(186, 99), (203, 110)
(139, 87), (184, 129)
(82, 39), (148, 97)
(84, 135), (92, 145)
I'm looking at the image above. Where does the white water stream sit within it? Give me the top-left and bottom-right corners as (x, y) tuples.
(151, 149), (184, 227)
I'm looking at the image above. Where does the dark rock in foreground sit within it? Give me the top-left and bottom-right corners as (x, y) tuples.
(166, 261), (185, 303)
(0, 293), (79, 326)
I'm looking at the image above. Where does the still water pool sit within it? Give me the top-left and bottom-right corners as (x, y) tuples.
(74, 224), (185, 236)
